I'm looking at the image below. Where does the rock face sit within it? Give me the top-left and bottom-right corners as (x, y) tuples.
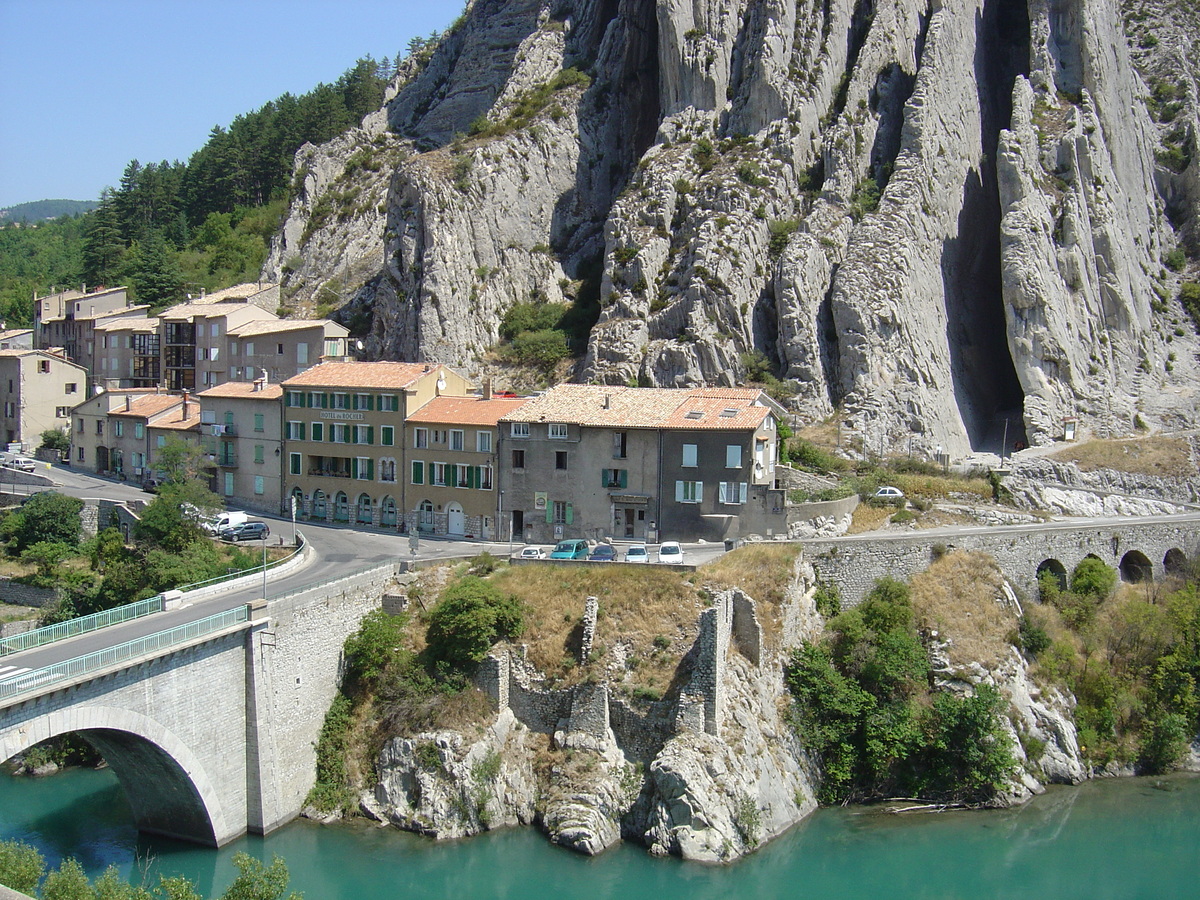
(266, 0), (1199, 456)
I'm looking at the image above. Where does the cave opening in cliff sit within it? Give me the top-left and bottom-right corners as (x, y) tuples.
(943, 0), (1030, 453)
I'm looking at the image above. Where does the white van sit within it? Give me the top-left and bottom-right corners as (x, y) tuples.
(203, 510), (249, 534)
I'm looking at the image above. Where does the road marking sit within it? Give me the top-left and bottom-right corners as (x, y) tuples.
(0, 666), (31, 682)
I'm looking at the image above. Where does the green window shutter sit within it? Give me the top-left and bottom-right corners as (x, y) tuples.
(300, 393), (307, 408)
(366, 395), (374, 411)
(382, 426), (394, 446)
(321, 393), (329, 409)
(546, 504), (554, 524)
(367, 426), (374, 445)
(565, 503), (574, 524)
(412, 461), (423, 484)
(312, 422), (323, 442)
(351, 458), (359, 479)
(352, 394), (359, 410)
(467, 466), (477, 489)
(620, 470), (628, 488)
(602, 469), (609, 487)
(367, 459), (374, 480)
(290, 453), (301, 475)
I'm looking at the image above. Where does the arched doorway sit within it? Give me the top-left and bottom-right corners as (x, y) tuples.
(1119, 550), (1153, 583)
(418, 499), (434, 532)
(96, 445), (109, 472)
(1036, 559), (1068, 594)
(380, 496), (397, 527)
(356, 493), (373, 525)
(1164, 548), (1188, 577)
(447, 501), (466, 536)
(334, 492), (349, 522)
(311, 489), (326, 519)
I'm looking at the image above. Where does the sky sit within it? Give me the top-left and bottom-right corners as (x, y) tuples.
(0, 0), (457, 209)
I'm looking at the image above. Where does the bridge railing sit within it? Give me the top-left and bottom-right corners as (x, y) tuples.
(0, 596), (163, 658)
(0, 532), (305, 659)
(0, 605), (250, 702)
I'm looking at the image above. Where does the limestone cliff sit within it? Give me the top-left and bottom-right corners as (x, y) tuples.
(266, 0), (1200, 458)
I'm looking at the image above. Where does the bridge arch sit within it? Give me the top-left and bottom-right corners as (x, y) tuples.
(1164, 548), (1188, 577)
(1036, 558), (1068, 592)
(0, 705), (230, 846)
(1119, 550), (1153, 583)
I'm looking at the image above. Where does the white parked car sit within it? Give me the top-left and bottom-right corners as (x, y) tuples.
(623, 544), (649, 563)
(657, 541), (685, 565)
(3, 457), (36, 472)
(873, 486), (905, 501)
(518, 546), (546, 560)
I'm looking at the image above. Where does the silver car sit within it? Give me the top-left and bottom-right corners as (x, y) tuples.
(657, 542), (684, 564)
(623, 544), (649, 563)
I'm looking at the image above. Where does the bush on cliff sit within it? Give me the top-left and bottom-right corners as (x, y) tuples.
(425, 576), (525, 669)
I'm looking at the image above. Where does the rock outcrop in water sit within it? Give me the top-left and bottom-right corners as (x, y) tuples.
(265, 0), (1200, 458)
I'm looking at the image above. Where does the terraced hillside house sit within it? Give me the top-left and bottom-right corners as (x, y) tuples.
(68, 389), (180, 478)
(159, 300), (277, 391)
(226, 317), (349, 384)
(497, 385), (785, 544)
(197, 379), (284, 513)
(281, 361), (473, 527)
(92, 317), (161, 388)
(0, 349), (86, 451)
(33, 286), (151, 384)
(145, 394), (204, 481)
(404, 392), (528, 538)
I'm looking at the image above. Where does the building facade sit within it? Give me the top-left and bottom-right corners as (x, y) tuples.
(0, 349), (87, 451)
(280, 362), (473, 528)
(196, 380), (285, 513)
(404, 395), (526, 539)
(69, 389), (183, 478)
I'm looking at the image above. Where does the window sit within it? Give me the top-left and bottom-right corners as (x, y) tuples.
(211, 323), (220, 338)
(290, 452), (301, 476)
(286, 391), (303, 407)
(380, 394), (398, 412)
(77, 418), (85, 433)
(96, 421), (104, 435)
(548, 423), (568, 440)
(511, 422), (530, 438)
(726, 445), (742, 468)
(555, 451), (567, 470)
(478, 465), (493, 490)
(380, 458), (396, 482)
(512, 449), (525, 469)
(612, 431), (627, 459)
(307, 391), (324, 408)
(224, 411), (234, 427)
(682, 443), (698, 467)
(56, 406), (69, 417)
(156, 435), (165, 448)
(332, 423), (350, 443)
(254, 414), (264, 433)
(77, 446), (84, 461)
(719, 482), (748, 504)
(456, 464), (470, 488)
(552, 501), (569, 524)
(210, 347), (219, 362)
(602, 469), (628, 488)
(332, 393), (349, 409)
(311, 422), (323, 442)
(381, 425), (394, 446)
(297, 343), (308, 365)
(450, 429), (464, 451)
(476, 431), (492, 453)
(354, 424), (372, 445)
(224, 472), (234, 496)
(135, 423), (144, 439)
(356, 457), (371, 480)
(414, 427), (428, 449)
(38, 359), (50, 373)
(431, 463), (447, 486)
(354, 393), (372, 410)
(411, 460), (424, 484)
(3, 402), (13, 417)
(231, 341), (239, 356)
(246, 342), (255, 356)
(254, 475), (265, 495)
(675, 480), (702, 503)
(66, 383), (77, 394)
(114, 421), (124, 437)
(254, 445), (264, 464)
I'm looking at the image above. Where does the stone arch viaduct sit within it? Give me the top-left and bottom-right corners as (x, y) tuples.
(803, 514), (1200, 605)
(0, 563), (396, 846)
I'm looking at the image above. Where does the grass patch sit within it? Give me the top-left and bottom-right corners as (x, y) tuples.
(847, 503), (893, 534)
(1047, 437), (1196, 479)
(909, 552), (1016, 669)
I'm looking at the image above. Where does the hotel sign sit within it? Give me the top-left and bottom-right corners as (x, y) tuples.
(319, 411), (364, 421)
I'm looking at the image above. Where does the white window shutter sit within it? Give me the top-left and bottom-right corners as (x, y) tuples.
(675, 480), (685, 502)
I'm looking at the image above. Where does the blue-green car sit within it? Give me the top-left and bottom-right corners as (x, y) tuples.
(550, 539), (589, 559)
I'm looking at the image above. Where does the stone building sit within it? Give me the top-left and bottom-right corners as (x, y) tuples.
(196, 379), (285, 513)
(497, 385), (785, 544)
(68, 389), (186, 481)
(0, 348), (87, 451)
(280, 361), (473, 527)
(226, 318), (348, 384)
(403, 393), (527, 538)
(33, 286), (135, 368)
(159, 301), (278, 391)
(91, 317), (161, 388)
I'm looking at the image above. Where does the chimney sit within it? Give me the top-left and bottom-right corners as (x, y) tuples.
(125, 394), (132, 412)
(253, 376), (264, 393)
(603, 394), (611, 409)
(483, 377), (493, 400)
(182, 391), (190, 419)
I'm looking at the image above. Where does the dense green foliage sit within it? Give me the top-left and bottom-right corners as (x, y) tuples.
(1033, 556), (1200, 773)
(0, 216), (86, 325)
(425, 576), (525, 668)
(0, 840), (298, 900)
(0, 491), (83, 552)
(2, 200), (98, 222)
(786, 576), (1016, 804)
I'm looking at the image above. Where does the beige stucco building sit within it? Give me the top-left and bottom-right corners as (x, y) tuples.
(0, 349), (87, 451)
(280, 361), (473, 527)
(196, 380), (285, 513)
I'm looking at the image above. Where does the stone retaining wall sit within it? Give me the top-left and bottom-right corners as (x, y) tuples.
(0, 579), (58, 608)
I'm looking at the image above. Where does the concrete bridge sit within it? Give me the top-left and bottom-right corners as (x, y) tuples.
(803, 513), (1200, 605)
(0, 562), (397, 846)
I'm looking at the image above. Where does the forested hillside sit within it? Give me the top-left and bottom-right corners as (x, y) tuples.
(0, 53), (408, 322)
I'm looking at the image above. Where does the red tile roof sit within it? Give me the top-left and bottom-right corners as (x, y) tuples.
(498, 385), (773, 430)
(196, 382), (284, 400)
(109, 395), (183, 418)
(407, 396), (529, 426)
(282, 361), (439, 390)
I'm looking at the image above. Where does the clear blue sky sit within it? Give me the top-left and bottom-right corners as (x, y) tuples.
(0, 0), (457, 209)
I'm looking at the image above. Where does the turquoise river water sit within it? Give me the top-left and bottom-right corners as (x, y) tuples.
(1, 766), (1198, 899)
